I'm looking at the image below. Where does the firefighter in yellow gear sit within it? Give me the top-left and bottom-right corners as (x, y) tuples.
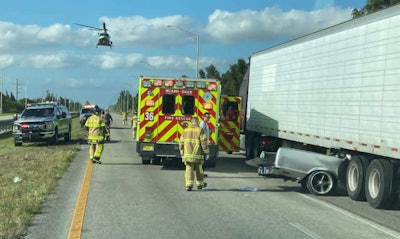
(179, 117), (209, 191)
(122, 111), (128, 125)
(131, 112), (138, 139)
(85, 106), (106, 164)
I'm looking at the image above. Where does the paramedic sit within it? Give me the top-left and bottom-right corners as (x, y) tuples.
(199, 112), (211, 177)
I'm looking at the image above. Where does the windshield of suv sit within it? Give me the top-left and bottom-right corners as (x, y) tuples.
(81, 108), (92, 114)
(22, 108), (54, 118)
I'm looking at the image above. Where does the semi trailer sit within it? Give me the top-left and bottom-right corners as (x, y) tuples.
(240, 5), (400, 209)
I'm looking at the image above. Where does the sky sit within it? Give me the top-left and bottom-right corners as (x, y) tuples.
(0, 0), (366, 108)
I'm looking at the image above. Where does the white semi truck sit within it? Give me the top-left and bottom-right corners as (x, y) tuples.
(240, 5), (400, 209)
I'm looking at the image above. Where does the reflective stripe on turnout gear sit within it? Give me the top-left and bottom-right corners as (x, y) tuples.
(179, 125), (209, 163)
(85, 115), (106, 140)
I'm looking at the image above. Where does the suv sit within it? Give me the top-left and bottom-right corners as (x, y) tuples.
(12, 102), (72, 146)
(79, 104), (98, 127)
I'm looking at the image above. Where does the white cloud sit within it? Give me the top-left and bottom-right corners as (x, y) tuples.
(205, 6), (352, 43)
(89, 52), (144, 69)
(0, 6), (353, 74)
(0, 55), (15, 68)
(0, 22), (74, 51)
(20, 52), (77, 68)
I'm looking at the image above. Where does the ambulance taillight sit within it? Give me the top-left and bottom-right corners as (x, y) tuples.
(145, 127), (152, 139)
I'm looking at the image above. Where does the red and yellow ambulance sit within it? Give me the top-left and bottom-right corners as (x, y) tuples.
(135, 76), (221, 167)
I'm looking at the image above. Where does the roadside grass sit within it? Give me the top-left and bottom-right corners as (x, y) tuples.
(0, 118), (87, 239)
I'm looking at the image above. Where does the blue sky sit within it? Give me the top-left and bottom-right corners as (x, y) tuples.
(0, 0), (366, 108)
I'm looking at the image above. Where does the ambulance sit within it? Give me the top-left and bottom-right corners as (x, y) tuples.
(219, 96), (241, 153)
(135, 76), (221, 167)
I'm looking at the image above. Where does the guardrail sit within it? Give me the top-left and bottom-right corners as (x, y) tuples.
(0, 119), (14, 134)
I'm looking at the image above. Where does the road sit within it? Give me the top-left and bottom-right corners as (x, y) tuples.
(25, 114), (400, 239)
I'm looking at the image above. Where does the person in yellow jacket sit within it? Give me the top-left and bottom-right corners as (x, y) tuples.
(179, 117), (209, 191)
(122, 111), (128, 125)
(85, 107), (106, 164)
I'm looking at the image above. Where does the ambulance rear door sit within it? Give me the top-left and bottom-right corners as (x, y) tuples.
(219, 96), (241, 153)
(155, 79), (193, 144)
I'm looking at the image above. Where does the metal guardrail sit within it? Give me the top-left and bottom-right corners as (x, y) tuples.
(0, 119), (14, 134)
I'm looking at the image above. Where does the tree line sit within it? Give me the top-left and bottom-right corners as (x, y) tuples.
(352, 0), (400, 18)
(0, 90), (82, 114)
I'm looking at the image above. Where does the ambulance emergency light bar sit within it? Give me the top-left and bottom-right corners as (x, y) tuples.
(141, 79), (216, 90)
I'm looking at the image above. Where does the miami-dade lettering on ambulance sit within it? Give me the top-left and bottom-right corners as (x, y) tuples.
(135, 76), (221, 167)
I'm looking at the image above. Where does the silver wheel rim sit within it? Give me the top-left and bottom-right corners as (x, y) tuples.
(311, 172), (333, 194)
(348, 164), (359, 191)
(368, 169), (381, 199)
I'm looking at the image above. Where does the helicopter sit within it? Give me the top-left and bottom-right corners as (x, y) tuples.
(75, 22), (113, 48)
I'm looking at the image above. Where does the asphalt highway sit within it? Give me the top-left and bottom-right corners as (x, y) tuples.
(24, 114), (400, 239)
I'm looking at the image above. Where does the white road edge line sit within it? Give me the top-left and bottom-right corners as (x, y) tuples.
(289, 222), (324, 239)
(299, 194), (400, 239)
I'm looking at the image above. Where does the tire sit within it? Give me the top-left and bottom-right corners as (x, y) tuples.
(300, 180), (308, 192)
(142, 157), (151, 165)
(306, 171), (337, 196)
(51, 129), (59, 145)
(245, 135), (254, 159)
(365, 159), (393, 209)
(252, 137), (260, 158)
(64, 126), (71, 142)
(152, 156), (161, 165)
(14, 141), (22, 147)
(346, 156), (368, 201)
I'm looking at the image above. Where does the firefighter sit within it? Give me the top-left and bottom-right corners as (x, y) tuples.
(122, 111), (128, 125)
(131, 112), (138, 139)
(199, 112), (211, 177)
(103, 109), (113, 141)
(179, 117), (209, 191)
(85, 106), (106, 164)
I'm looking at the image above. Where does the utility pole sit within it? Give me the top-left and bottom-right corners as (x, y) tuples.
(25, 81), (28, 107)
(16, 78), (24, 102)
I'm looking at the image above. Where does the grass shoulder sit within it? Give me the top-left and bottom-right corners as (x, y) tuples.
(0, 118), (87, 239)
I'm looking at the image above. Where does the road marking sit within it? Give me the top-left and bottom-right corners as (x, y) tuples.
(67, 160), (94, 239)
(299, 194), (400, 239)
(289, 222), (324, 239)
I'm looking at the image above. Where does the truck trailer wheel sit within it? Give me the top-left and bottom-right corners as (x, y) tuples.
(245, 136), (260, 159)
(346, 156), (368, 201)
(365, 159), (393, 209)
(306, 171), (337, 196)
(245, 136), (254, 159)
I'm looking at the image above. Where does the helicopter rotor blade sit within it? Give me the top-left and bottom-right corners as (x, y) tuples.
(75, 23), (103, 31)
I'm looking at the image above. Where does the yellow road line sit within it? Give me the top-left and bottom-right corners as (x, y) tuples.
(67, 161), (94, 239)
